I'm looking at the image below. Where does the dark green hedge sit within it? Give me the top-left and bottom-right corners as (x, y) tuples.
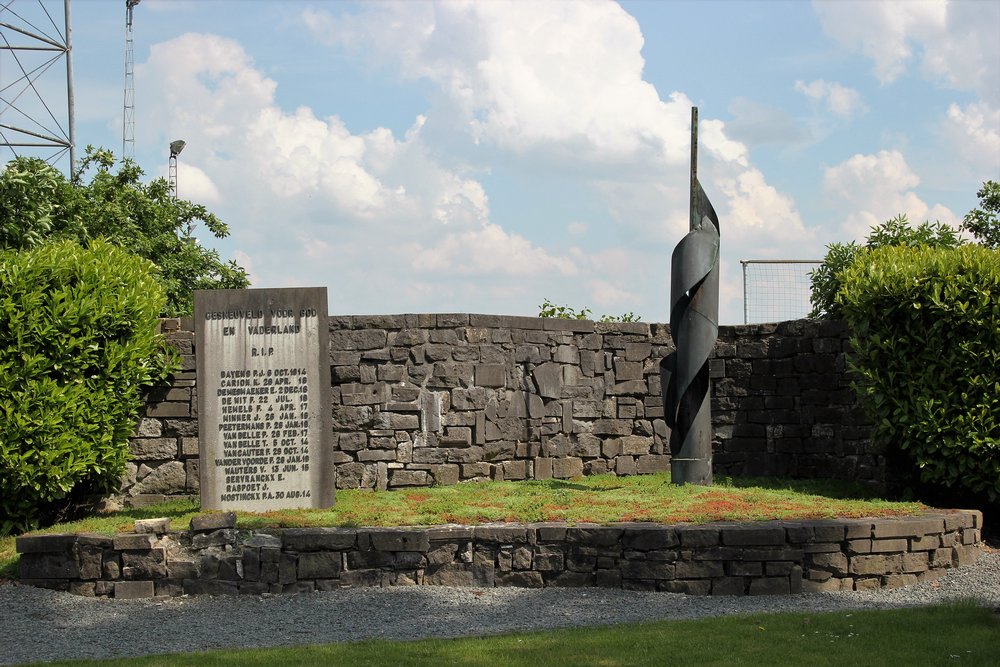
(0, 240), (167, 534)
(837, 244), (1000, 500)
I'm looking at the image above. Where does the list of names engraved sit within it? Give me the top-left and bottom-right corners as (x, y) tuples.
(195, 288), (333, 511)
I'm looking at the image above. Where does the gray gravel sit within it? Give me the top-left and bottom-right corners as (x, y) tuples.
(2, 548), (998, 665)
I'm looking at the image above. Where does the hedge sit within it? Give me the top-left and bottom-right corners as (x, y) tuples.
(836, 244), (1000, 500)
(0, 240), (167, 534)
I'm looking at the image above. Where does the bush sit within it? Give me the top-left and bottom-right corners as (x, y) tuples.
(538, 298), (639, 322)
(809, 215), (961, 318)
(0, 240), (168, 535)
(836, 244), (1000, 500)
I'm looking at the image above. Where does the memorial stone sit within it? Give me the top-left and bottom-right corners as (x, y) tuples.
(194, 287), (334, 511)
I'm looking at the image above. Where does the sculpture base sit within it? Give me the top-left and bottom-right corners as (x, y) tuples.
(670, 457), (713, 486)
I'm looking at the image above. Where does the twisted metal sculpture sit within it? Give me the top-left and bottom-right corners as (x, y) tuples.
(660, 108), (719, 485)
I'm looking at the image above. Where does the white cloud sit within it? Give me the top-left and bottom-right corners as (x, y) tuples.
(299, 0), (813, 324)
(813, 0), (1000, 101)
(823, 149), (957, 240)
(794, 79), (866, 119)
(136, 32), (574, 298)
(304, 1), (693, 166)
(173, 163), (221, 205)
(411, 223), (578, 277)
(942, 102), (1000, 174)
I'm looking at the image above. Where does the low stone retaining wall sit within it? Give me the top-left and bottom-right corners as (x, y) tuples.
(17, 511), (983, 598)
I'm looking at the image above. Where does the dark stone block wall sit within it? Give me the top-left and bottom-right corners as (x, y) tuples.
(122, 314), (879, 503)
(17, 510), (983, 598)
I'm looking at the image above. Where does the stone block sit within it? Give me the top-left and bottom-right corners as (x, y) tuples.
(615, 456), (637, 475)
(623, 526), (678, 550)
(618, 436), (652, 456)
(809, 552), (848, 572)
(678, 527), (720, 547)
(122, 548), (167, 580)
(366, 529), (431, 552)
(622, 561), (675, 580)
(496, 571), (544, 588)
(532, 362), (563, 399)
(551, 457), (584, 479)
(113, 534), (155, 550)
(114, 581), (155, 599)
(749, 577), (790, 595)
(674, 560), (725, 578)
(168, 560), (200, 579)
(298, 552), (342, 579)
(190, 511), (237, 532)
(129, 438), (178, 459)
(389, 469), (430, 487)
(192, 529), (237, 549)
(872, 517), (943, 539)
(475, 364), (506, 388)
(429, 464), (460, 485)
(727, 561), (763, 577)
(424, 563), (494, 587)
(883, 573), (919, 588)
(712, 577), (747, 595)
(870, 538), (908, 553)
(721, 526), (786, 546)
(901, 552), (929, 573)
(850, 554), (889, 575)
(592, 419), (632, 436)
(19, 553), (79, 579)
(131, 461), (186, 494)
(636, 454), (669, 474)
(15, 534), (77, 554)
(148, 402), (190, 418)
(474, 526), (530, 544)
(77, 546), (103, 580)
(183, 580), (240, 596)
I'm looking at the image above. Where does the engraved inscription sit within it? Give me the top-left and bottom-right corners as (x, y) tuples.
(195, 288), (333, 511)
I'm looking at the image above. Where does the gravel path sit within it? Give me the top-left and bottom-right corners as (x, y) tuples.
(3, 548), (998, 665)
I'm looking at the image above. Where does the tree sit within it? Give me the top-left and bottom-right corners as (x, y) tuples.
(809, 215), (962, 319)
(0, 147), (249, 315)
(961, 180), (1000, 249)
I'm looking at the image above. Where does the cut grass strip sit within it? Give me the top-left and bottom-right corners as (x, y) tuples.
(16, 602), (1000, 667)
(1, 473), (927, 579)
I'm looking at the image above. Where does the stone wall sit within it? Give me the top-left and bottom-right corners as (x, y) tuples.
(17, 510), (983, 598)
(123, 314), (880, 503)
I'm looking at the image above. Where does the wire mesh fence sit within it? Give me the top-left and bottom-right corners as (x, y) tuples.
(741, 260), (822, 324)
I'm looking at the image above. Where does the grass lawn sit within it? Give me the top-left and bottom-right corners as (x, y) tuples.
(16, 602), (999, 667)
(0, 473), (927, 579)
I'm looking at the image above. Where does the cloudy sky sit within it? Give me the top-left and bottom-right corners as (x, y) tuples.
(3, 0), (998, 324)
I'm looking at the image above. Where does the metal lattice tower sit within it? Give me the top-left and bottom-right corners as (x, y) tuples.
(0, 0), (75, 174)
(122, 0), (139, 160)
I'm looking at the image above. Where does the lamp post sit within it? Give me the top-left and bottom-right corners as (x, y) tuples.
(168, 139), (188, 236)
(168, 139), (185, 198)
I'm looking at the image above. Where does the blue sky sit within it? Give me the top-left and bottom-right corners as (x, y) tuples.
(2, 0), (998, 324)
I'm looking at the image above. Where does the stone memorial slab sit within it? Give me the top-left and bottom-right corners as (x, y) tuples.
(195, 287), (334, 511)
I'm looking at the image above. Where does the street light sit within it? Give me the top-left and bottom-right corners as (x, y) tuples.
(168, 139), (185, 198)
(168, 139), (190, 237)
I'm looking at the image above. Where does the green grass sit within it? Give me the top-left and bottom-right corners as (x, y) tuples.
(1, 473), (927, 579)
(17, 602), (999, 666)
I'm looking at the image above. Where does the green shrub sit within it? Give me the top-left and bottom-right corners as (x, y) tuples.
(809, 215), (961, 318)
(0, 239), (168, 535)
(836, 244), (1000, 500)
(538, 298), (639, 322)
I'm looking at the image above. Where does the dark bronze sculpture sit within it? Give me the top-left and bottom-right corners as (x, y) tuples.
(660, 107), (718, 485)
